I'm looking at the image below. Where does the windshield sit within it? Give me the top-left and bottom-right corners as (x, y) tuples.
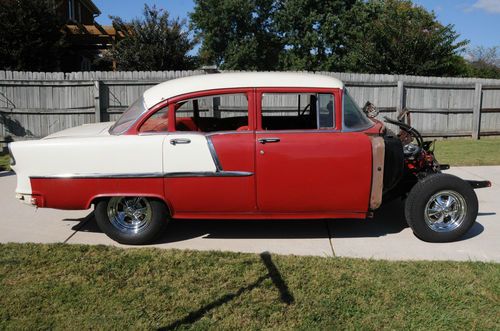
(343, 90), (374, 131)
(109, 96), (148, 135)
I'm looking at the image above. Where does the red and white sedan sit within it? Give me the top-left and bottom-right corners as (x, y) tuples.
(9, 73), (490, 244)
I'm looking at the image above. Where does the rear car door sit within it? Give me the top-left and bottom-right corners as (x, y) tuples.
(161, 90), (257, 214)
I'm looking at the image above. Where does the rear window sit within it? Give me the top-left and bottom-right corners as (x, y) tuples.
(109, 96), (148, 135)
(343, 90), (373, 131)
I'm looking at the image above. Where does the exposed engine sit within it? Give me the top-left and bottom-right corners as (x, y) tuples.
(383, 116), (446, 179)
(362, 102), (448, 195)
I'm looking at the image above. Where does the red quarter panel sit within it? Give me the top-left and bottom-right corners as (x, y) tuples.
(30, 178), (164, 210)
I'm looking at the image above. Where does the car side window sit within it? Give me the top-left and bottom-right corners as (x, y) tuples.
(139, 106), (168, 133)
(343, 90), (373, 130)
(261, 93), (334, 130)
(175, 93), (249, 132)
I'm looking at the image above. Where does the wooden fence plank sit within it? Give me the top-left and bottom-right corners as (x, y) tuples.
(94, 80), (102, 123)
(1, 70), (500, 139)
(472, 83), (483, 140)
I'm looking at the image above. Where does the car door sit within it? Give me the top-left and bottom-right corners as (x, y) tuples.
(255, 88), (373, 213)
(162, 89), (257, 214)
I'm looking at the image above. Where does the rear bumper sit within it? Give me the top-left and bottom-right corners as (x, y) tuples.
(466, 180), (492, 189)
(15, 193), (37, 206)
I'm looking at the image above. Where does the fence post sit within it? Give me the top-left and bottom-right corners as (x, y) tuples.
(472, 82), (482, 140)
(93, 80), (102, 123)
(397, 80), (406, 115)
(213, 96), (221, 118)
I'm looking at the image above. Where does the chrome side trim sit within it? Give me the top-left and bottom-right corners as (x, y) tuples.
(164, 171), (253, 178)
(30, 172), (164, 179)
(30, 171), (253, 179)
(206, 136), (223, 171)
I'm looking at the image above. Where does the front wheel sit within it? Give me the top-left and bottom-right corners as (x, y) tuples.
(95, 196), (169, 245)
(405, 174), (478, 242)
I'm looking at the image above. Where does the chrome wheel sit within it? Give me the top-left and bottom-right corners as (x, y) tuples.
(424, 190), (467, 232)
(107, 197), (152, 234)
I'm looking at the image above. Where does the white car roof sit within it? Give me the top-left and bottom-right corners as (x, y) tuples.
(142, 72), (344, 108)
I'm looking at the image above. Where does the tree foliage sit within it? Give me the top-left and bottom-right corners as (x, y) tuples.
(466, 46), (500, 79)
(110, 5), (196, 71)
(190, 0), (282, 70)
(191, 0), (469, 76)
(0, 0), (66, 71)
(342, 0), (469, 76)
(274, 0), (357, 71)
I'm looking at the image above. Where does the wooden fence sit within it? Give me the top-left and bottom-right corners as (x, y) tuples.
(1, 70), (499, 140)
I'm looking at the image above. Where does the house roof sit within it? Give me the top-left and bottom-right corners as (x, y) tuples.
(142, 72), (344, 108)
(81, 0), (100, 15)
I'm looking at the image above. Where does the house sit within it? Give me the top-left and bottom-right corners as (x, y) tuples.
(53, 0), (123, 71)
(55, 0), (100, 24)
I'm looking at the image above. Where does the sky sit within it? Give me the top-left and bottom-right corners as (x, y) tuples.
(93, 0), (500, 50)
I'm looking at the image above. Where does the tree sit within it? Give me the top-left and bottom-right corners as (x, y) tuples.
(190, 0), (282, 70)
(274, 0), (357, 71)
(340, 0), (469, 76)
(0, 0), (67, 71)
(191, 0), (469, 76)
(110, 5), (196, 71)
(466, 46), (500, 79)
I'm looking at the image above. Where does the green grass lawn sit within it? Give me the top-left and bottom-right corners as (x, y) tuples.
(434, 137), (500, 166)
(0, 244), (498, 330)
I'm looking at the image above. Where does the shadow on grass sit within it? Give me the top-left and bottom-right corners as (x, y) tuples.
(157, 252), (293, 330)
(69, 198), (485, 242)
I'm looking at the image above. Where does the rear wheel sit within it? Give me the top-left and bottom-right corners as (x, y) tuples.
(405, 174), (478, 242)
(95, 196), (169, 245)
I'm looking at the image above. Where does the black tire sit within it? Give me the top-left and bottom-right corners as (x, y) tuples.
(405, 174), (478, 242)
(95, 197), (169, 245)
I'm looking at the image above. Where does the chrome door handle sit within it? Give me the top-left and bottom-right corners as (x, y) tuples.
(258, 137), (280, 144)
(170, 138), (191, 145)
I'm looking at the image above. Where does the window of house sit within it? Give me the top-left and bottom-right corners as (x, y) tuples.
(68, 0), (75, 20)
(77, 2), (82, 22)
(261, 93), (334, 130)
(175, 93), (249, 132)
